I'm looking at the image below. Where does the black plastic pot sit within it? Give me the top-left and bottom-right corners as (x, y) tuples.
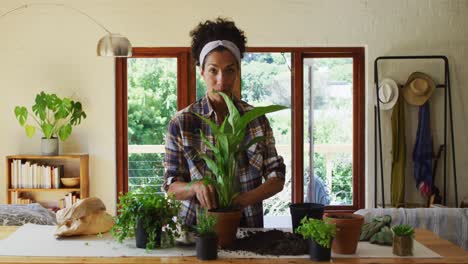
(196, 234), (218, 260)
(135, 219), (161, 249)
(289, 203), (325, 231)
(308, 239), (331, 261)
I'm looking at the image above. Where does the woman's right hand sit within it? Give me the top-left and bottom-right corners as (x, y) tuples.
(191, 181), (217, 209)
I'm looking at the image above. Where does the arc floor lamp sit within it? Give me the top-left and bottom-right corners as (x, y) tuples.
(0, 3), (132, 57)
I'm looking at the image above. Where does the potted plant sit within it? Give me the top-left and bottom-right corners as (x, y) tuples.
(289, 203), (325, 231)
(392, 224), (414, 256)
(112, 186), (182, 249)
(324, 212), (364, 254)
(193, 92), (287, 248)
(295, 216), (336, 261)
(195, 208), (218, 260)
(14, 91), (87, 155)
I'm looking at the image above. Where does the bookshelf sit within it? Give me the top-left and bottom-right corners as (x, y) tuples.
(5, 154), (89, 210)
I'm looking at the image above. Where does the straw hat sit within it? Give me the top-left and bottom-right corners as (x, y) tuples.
(377, 78), (399, 110)
(403, 72), (436, 106)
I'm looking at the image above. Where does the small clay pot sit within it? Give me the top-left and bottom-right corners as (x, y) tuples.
(208, 209), (241, 248)
(393, 235), (413, 256)
(324, 213), (364, 254)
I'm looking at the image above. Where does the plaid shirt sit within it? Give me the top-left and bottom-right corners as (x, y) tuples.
(163, 95), (285, 227)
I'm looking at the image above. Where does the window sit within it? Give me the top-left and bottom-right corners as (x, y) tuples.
(116, 47), (365, 212)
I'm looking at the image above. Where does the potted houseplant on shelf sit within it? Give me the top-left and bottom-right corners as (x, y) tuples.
(296, 216), (336, 261)
(193, 92), (287, 248)
(324, 212), (364, 254)
(195, 208), (218, 260)
(14, 91), (87, 156)
(112, 186), (182, 249)
(392, 224), (414, 256)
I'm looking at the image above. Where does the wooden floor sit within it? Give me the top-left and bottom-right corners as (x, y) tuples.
(0, 227), (466, 263)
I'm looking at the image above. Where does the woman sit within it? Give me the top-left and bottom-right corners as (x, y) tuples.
(163, 18), (285, 227)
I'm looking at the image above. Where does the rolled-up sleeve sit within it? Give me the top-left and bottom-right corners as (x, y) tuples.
(261, 117), (286, 181)
(163, 117), (190, 192)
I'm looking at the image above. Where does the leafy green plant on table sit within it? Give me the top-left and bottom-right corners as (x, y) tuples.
(295, 216), (336, 248)
(193, 92), (287, 209)
(14, 91), (86, 140)
(112, 186), (182, 249)
(195, 208), (217, 236)
(392, 224), (415, 237)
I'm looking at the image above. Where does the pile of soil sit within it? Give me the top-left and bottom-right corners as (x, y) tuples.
(226, 229), (308, 256)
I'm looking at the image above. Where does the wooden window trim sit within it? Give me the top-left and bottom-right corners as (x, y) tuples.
(116, 47), (365, 211)
(115, 48), (194, 197)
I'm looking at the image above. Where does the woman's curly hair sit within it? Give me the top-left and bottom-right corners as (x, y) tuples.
(190, 17), (247, 67)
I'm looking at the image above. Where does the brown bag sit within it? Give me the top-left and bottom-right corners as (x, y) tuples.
(55, 197), (114, 237)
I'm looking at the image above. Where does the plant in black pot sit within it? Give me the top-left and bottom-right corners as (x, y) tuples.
(112, 186), (182, 250)
(193, 92), (287, 248)
(195, 208), (218, 260)
(295, 216), (336, 262)
(14, 91), (87, 155)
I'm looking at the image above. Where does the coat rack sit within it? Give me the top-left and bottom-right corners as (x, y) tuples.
(374, 55), (458, 208)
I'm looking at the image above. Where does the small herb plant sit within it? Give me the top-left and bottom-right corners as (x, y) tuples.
(195, 208), (217, 236)
(295, 216), (336, 248)
(392, 224), (414, 237)
(14, 91), (86, 141)
(194, 92), (287, 209)
(112, 186), (182, 249)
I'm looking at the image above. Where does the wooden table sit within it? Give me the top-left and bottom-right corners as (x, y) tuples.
(0, 227), (466, 263)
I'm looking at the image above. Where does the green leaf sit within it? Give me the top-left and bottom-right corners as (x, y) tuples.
(199, 154), (219, 176)
(14, 106), (28, 126)
(41, 123), (54, 139)
(32, 91), (47, 120)
(70, 101), (87, 125)
(54, 98), (72, 120)
(58, 124), (72, 141)
(193, 112), (219, 135)
(238, 105), (287, 132)
(217, 92), (240, 131)
(25, 125), (36, 138)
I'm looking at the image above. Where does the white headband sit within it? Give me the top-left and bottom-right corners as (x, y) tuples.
(199, 40), (241, 67)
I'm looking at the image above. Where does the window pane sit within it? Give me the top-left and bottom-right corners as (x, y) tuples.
(127, 58), (178, 192)
(303, 58), (353, 205)
(196, 69), (207, 100)
(241, 53), (292, 217)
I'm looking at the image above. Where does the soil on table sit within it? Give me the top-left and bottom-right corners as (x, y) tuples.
(226, 229), (308, 256)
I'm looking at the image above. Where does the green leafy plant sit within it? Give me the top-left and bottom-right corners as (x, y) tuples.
(193, 92), (287, 209)
(295, 216), (336, 248)
(195, 208), (217, 236)
(112, 186), (182, 249)
(14, 91), (86, 141)
(392, 224), (414, 237)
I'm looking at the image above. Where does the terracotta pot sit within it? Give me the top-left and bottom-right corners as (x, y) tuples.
(196, 234), (218, 260)
(393, 235), (413, 256)
(208, 209), (241, 248)
(324, 213), (364, 254)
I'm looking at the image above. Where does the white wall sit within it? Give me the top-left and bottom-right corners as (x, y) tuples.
(1, 0), (467, 214)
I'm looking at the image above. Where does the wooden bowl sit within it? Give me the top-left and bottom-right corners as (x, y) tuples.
(61, 177), (80, 188)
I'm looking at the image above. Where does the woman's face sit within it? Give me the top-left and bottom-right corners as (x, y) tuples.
(201, 49), (239, 100)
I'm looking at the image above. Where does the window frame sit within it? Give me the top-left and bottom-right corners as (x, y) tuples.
(116, 47), (365, 211)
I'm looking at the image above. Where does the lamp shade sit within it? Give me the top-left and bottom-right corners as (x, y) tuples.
(97, 33), (132, 57)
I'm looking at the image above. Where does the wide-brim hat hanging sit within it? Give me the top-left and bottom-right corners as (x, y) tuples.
(403, 72), (436, 106)
(378, 78), (399, 110)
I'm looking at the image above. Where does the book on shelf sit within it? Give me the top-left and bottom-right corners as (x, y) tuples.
(10, 160), (65, 189)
